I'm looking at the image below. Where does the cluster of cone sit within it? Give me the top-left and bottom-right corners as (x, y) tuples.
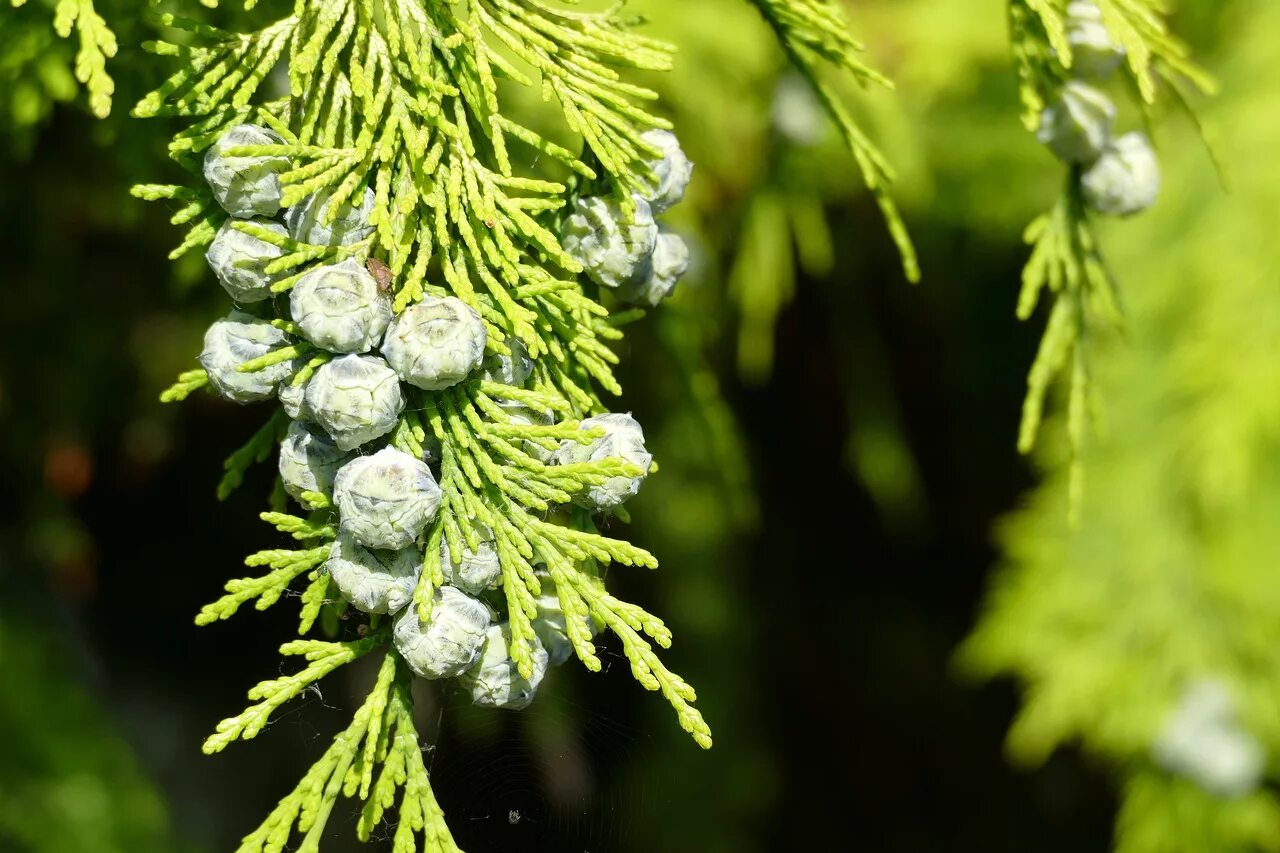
(560, 129), (694, 307)
(194, 123), (661, 709)
(1036, 1), (1161, 216)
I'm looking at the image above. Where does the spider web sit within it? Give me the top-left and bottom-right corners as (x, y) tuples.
(416, 642), (662, 853)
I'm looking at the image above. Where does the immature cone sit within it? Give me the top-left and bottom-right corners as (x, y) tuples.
(202, 124), (289, 219)
(617, 229), (690, 307)
(333, 447), (442, 550)
(198, 310), (293, 404)
(1082, 132), (1161, 217)
(277, 420), (347, 501)
(305, 354), (404, 450)
(1036, 81), (1115, 164)
(382, 296), (487, 390)
(560, 196), (658, 290)
(638, 129), (693, 214)
(481, 337), (533, 387)
(1153, 680), (1265, 798)
(290, 258), (392, 353)
(555, 412), (653, 510)
(533, 587), (573, 667)
(393, 586), (491, 679)
(1065, 1), (1125, 80)
(461, 623), (549, 710)
(440, 525), (502, 595)
(286, 186), (376, 247)
(324, 531), (420, 615)
(206, 219), (287, 304)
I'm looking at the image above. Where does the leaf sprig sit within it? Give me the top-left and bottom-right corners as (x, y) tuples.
(138, 2), (715, 849)
(747, 0), (918, 282)
(10, 0), (118, 118)
(1007, 0), (1212, 513)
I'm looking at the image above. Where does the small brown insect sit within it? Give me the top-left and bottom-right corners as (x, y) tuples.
(366, 257), (393, 294)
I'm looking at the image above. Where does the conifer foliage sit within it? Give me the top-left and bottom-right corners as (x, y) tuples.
(1009, 0), (1213, 515)
(3, 0), (117, 140)
(129, 0), (735, 848)
(966, 3), (1280, 850)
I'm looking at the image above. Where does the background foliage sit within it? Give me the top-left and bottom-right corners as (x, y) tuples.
(1, 0), (1274, 850)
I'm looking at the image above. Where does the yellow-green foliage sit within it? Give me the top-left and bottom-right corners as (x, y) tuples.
(134, 2), (768, 849)
(1007, 0), (1213, 517)
(6, 0), (117, 121)
(0, 3), (82, 152)
(963, 2), (1280, 849)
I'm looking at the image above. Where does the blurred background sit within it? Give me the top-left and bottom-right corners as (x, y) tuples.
(1, 0), (1274, 851)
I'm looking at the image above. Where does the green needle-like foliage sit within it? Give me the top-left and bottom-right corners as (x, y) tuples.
(967, 3), (1280, 848)
(215, 410), (289, 500)
(1, 0), (118, 156)
(1007, 0), (1211, 514)
(747, 0), (918, 283)
(9, 0), (117, 118)
(1011, 0), (1214, 130)
(1016, 177), (1118, 515)
(124, 0), (802, 847)
(194, 542), (331, 626)
(230, 649), (466, 853)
